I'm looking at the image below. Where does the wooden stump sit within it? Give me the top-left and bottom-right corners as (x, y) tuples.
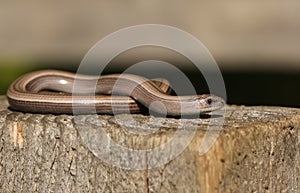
(0, 95), (299, 192)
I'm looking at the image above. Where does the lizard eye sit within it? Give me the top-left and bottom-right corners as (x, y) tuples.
(206, 98), (212, 105)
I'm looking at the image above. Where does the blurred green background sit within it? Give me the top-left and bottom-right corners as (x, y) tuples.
(1, 1), (300, 107)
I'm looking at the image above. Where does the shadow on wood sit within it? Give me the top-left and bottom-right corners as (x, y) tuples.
(0, 96), (299, 192)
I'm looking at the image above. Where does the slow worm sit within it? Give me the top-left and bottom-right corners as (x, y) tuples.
(7, 70), (225, 116)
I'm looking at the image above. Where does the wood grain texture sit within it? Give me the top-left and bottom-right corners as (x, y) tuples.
(0, 95), (299, 192)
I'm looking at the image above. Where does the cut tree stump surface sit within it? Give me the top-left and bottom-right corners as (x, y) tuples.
(0, 95), (299, 192)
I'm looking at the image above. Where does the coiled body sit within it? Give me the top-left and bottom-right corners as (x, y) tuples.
(7, 70), (225, 115)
